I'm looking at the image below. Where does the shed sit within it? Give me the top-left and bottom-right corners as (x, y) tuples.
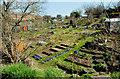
(38, 41), (47, 45)
(28, 26), (30, 30)
(105, 18), (120, 33)
(14, 42), (23, 52)
(23, 26), (28, 31)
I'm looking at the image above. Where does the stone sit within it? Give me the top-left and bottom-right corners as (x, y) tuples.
(24, 58), (33, 67)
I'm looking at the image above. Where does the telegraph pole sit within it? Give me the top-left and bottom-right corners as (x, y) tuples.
(118, 1), (120, 17)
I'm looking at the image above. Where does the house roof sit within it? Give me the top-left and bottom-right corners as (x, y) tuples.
(105, 18), (120, 22)
(37, 15), (42, 18)
(10, 15), (21, 18)
(10, 15), (42, 19)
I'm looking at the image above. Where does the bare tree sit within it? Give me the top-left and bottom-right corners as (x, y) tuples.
(1, 0), (46, 63)
(84, 4), (105, 18)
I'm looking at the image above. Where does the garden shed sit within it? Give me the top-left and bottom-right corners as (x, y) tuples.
(105, 18), (120, 33)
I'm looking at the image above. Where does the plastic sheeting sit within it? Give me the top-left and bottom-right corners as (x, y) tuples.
(44, 48), (73, 62)
(38, 41), (47, 45)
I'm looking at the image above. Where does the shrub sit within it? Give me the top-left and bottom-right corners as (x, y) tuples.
(111, 72), (120, 79)
(44, 68), (64, 77)
(0, 65), (3, 78)
(81, 73), (92, 79)
(2, 63), (37, 78)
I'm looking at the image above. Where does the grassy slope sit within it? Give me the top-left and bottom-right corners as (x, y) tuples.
(17, 27), (102, 77)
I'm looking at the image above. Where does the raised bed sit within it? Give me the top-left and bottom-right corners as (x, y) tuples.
(84, 68), (96, 74)
(30, 42), (55, 55)
(79, 49), (103, 55)
(83, 42), (119, 56)
(55, 45), (67, 49)
(93, 59), (105, 64)
(92, 55), (103, 59)
(93, 64), (108, 72)
(28, 46), (35, 50)
(42, 50), (53, 55)
(57, 61), (85, 75)
(60, 44), (69, 47)
(65, 57), (93, 67)
(37, 53), (48, 58)
(50, 48), (62, 52)
(32, 54), (42, 60)
(72, 54), (84, 59)
(44, 48), (73, 62)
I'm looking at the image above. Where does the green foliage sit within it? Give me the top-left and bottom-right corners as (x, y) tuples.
(111, 72), (120, 79)
(57, 14), (62, 19)
(70, 11), (81, 18)
(106, 56), (108, 59)
(91, 64), (94, 68)
(82, 73), (92, 79)
(76, 18), (91, 25)
(57, 60), (84, 72)
(96, 63), (108, 69)
(0, 65), (3, 77)
(44, 68), (64, 77)
(2, 63), (37, 78)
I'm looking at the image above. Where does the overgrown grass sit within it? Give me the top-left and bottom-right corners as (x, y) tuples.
(44, 68), (65, 77)
(2, 63), (37, 78)
(111, 72), (120, 79)
(57, 60), (85, 72)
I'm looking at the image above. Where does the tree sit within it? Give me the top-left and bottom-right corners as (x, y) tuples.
(65, 15), (69, 19)
(43, 15), (51, 23)
(106, 2), (120, 18)
(1, 0), (45, 63)
(84, 4), (105, 18)
(70, 11), (81, 19)
(57, 14), (62, 20)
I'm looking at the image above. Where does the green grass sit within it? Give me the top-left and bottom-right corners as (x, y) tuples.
(57, 60), (85, 72)
(44, 68), (65, 77)
(2, 63), (37, 78)
(111, 72), (120, 79)
(14, 27), (103, 77)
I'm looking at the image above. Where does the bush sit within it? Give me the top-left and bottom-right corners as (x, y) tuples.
(111, 72), (120, 79)
(44, 68), (64, 77)
(2, 63), (37, 78)
(0, 65), (3, 78)
(81, 73), (92, 79)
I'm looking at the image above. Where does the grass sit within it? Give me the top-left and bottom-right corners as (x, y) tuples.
(13, 27), (105, 77)
(111, 72), (120, 79)
(57, 60), (85, 72)
(2, 63), (37, 78)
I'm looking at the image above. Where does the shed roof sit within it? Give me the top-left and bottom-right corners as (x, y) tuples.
(105, 18), (120, 22)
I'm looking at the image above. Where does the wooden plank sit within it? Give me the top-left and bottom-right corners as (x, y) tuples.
(51, 48), (62, 51)
(43, 50), (54, 55)
(37, 53), (48, 58)
(57, 45), (67, 49)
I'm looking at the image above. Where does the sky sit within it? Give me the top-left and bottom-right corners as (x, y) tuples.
(7, 0), (119, 2)
(5, 0), (120, 17)
(41, 0), (119, 17)
(47, 0), (119, 2)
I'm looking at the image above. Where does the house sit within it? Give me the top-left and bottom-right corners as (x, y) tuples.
(10, 14), (42, 20)
(10, 14), (42, 27)
(105, 18), (120, 33)
(82, 15), (88, 19)
(110, 12), (119, 18)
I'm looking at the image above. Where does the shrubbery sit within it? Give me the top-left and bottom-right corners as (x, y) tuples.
(2, 63), (37, 78)
(111, 72), (120, 79)
(81, 73), (92, 79)
(44, 68), (64, 77)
